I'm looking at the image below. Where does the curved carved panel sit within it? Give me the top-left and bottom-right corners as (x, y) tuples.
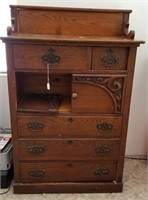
(122, 22), (135, 39)
(73, 76), (125, 112)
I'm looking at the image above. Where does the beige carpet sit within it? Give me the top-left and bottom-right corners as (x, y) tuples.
(0, 158), (148, 200)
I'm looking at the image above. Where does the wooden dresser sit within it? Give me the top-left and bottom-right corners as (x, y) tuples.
(1, 5), (144, 193)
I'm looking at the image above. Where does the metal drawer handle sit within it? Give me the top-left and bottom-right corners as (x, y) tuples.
(28, 146), (45, 154)
(95, 168), (109, 175)
(96, 122), (113, 131)
(101, 48), (119, 67)
(41, 48), (61, 90)
(29, 169), (45, 177)
(41, 48), (61, 64)
(95, 145), (111, 153)
(27, 122), (44, 131)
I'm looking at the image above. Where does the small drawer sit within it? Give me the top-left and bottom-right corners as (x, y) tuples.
(17, 115), (122, 138)
(20, 161), (117, 183)
(92, 47), (129, 70)
(13, 45), (88, 70)
(18, 139), (120, 161)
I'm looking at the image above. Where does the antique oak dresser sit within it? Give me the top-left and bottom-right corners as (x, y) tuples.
(1, 5), (144, 193)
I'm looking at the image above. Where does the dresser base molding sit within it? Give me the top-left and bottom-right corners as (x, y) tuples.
(13, 182), (123, 194)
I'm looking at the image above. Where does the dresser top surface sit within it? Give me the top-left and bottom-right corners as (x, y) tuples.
(1, 34), (144, 45)
(10, 4), (132, 13)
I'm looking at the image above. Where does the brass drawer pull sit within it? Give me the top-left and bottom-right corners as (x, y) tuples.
(41, 48), (61, 90)
(27, 122), (44, 131)
(95, 145), (111, 153)
(29, 169), (45, 177)
(41, 48), (61, 64)
(95, 168), (109, 175)
(101, 48), (119, 67)
(96, 122), (113, 131)
(28, 146), (45, 154)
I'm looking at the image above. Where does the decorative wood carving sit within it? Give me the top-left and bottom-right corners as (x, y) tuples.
(122, 19), (135, 39)
(7, 26), (12, 35)
(126, 30), (135, 39)
(74, 76), (125, 112)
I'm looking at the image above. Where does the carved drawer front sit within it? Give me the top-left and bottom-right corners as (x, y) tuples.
(92, 47), (129, 70)
(72, 74), (126, 113)
(19, 139), (120, 161)
(13, 45), (88, 70)
(17, 115), (122, 138)
(20, 161), (117, 183)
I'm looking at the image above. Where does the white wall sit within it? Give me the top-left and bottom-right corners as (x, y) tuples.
(0, 0), (147, 156)
(0, 75), (10, 128)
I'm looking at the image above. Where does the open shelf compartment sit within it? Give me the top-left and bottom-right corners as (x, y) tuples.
(16, 72), (71, 113)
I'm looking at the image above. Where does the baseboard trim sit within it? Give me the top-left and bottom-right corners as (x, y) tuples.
(125, 155), (147, 160)
(14, 182), (123, 194)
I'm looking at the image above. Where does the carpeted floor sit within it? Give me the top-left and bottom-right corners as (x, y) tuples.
(0, 158), (148, 200)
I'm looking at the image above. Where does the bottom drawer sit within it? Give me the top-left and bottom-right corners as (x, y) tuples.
(20, 161), (117, 183)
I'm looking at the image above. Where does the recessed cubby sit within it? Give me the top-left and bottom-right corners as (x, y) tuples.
(16, 72), (71, 113)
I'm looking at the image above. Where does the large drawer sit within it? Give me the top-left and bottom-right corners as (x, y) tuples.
(92, 47), (129, 70)
(13, 45), (88, 70)
(20, 161), (117, 183)
(18, 139), (120, 161)
(17, 115), (122, 138)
